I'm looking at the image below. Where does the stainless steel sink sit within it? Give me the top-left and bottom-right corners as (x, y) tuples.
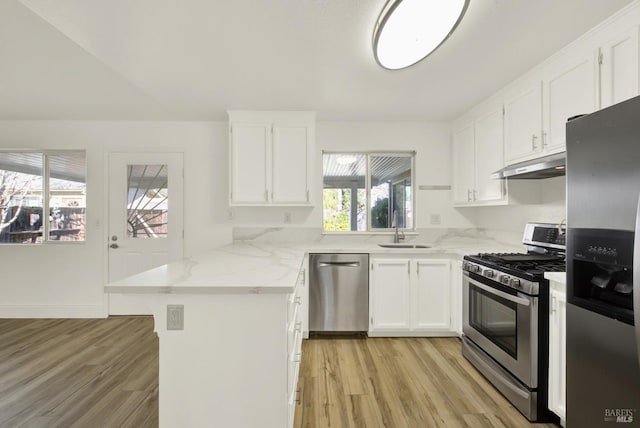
(378, 243), (431, 249)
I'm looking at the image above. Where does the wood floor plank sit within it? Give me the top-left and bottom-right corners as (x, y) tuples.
(1, 319), (561, 428)
(294, 336), (560, 428)
(0, 317), (158, 428)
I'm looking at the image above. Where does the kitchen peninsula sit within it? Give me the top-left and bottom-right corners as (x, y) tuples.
(105, 242), (306, 428)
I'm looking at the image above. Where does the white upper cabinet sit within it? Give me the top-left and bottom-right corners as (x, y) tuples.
(474, 107), (505, 203)
(452, 103), (506, 206)
(504, 82), (543, 164)
(228, 111), (315, 206)
(230, 123), (270, 204)
(475, 8), (640, 171)
(271, 125), (309, 204)
(599, 26), (639, 109)
(543, 50), (598, 154)
(452, 122), (475, 204)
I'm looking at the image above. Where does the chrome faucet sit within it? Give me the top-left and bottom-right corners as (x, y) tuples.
(392, 210), (405, 243)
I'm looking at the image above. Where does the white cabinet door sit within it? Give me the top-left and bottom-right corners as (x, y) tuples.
(450, 260), (463, 336)
(413, 259), (451, 331)
(548, 288), (567, 425)
(370, 258), (411, 331)
(230, 123), (269, 204)
(543, 51), (598, 154)
(600, 26), (639, 109)
(452, 122), (475, 204)
(474, 107), (505, 203)
(228, 111), (314, 207)
(272, 124), (309, 204)
(504, 82), (543, 163)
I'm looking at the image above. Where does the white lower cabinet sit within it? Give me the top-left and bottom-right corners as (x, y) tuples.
(286, 265), (305, 428)
(548, 287), (567, 426)
(369, 257), (455, 336)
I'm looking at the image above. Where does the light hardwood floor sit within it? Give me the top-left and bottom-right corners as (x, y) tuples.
(294, 336), (560, 428)
(0, 317), (158, 428)
(0, 319), (559, 428)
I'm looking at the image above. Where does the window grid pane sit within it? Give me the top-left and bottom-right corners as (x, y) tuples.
(322, 152), (413, 232)
(0, 151), (87, 244)
(48, 152), (86, 242)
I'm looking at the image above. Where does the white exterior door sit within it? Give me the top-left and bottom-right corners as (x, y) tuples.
(108, 152), (184, 314)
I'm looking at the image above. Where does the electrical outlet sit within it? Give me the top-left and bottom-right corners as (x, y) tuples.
(284, 212), (292, 224)
(167, 304), (184, 330)
(430, 214), (441, 225)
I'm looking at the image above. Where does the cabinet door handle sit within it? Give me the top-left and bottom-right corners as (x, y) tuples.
(542, 131), (548, 148)
(467, 189), (472, 202)
(408, 261), (410, 275)
(473, 190), (478, 201)
(417, 262), (420, 276)
(532, 134), (538, 150)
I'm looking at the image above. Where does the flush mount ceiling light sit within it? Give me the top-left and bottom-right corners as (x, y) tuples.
(373, 0), (469, 70)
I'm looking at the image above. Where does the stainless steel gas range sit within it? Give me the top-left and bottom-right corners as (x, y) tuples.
(461, 223), (565, 422)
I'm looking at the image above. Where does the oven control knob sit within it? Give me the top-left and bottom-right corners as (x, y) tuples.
(500, 275), (510, 284)
(510, 278), (521, 288)
(469, 264), (480, 273)
(484, 270), (495, 279)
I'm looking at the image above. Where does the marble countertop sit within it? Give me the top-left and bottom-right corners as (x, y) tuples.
(106, 238), (525, 295)
(105, 242), (306, 294)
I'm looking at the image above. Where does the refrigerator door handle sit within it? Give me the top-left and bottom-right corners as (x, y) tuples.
(634, 192), (640, 368)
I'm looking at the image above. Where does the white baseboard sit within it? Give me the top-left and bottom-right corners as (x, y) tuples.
(0, 305), (107, 318)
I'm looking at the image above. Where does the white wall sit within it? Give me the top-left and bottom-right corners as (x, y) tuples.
(229, 121), (475, 230)
(471, 176), (566, 244)
(0, 120), (231, 317)
(0, 119), (473, 317)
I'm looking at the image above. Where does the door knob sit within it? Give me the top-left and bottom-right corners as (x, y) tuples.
(110, 243), (119, 249)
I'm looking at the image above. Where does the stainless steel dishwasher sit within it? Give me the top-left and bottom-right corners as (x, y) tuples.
(309, 253), (369, 333)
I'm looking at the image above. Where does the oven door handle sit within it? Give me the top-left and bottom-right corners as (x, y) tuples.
(467, 276), (531, 307)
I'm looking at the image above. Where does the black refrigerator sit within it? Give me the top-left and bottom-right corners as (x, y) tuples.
(566, 95), (640, 427)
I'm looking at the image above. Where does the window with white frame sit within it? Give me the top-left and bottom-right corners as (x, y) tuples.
(0, 151), (86, 244)
(322, 152), (414, 232)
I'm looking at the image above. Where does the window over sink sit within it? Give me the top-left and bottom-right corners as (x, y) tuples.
(322, 152), (414, 232)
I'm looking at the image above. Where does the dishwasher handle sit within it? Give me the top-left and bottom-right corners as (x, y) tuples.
(318, 261), (361, 268)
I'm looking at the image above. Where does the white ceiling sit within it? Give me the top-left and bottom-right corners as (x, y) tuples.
(0, 0), (635, 121)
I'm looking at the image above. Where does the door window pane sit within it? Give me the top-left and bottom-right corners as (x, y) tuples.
(127, 164), (168, 238)
(49, 151), (86, 241)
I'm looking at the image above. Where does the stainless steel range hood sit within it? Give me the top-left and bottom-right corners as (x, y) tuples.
(492, 152), (565, 179)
